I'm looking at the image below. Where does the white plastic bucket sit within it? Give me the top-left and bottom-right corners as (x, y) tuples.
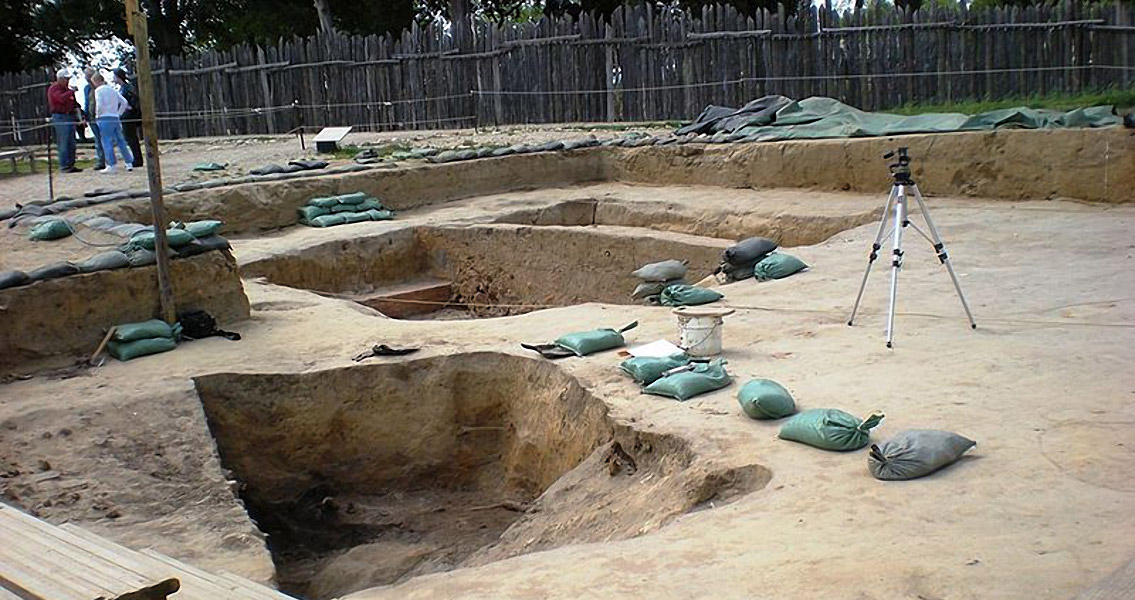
(673, 307), (734, 357)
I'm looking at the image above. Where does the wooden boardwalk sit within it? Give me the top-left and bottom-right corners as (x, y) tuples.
(0, 503), (294, 600)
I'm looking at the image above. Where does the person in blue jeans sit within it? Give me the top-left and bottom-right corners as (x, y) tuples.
(46, 68), (83, 173)
(91, 73), (134, 173)
(82, 67), (105, 170)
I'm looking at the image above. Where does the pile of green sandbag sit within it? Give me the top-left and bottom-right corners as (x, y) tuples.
(718, 237), (777, 282)
(107, 319), (182, 361)
(620, 353), (732, 401)
(643, 358), (732, 401)
(297, 191), (394, 227)
(122, 219), (229, 258)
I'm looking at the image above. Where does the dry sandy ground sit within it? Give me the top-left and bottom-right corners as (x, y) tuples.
(0, 124), (667, 208)
(0, 181), (1133, 599)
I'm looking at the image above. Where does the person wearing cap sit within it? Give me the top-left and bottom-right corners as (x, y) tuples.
(114, 68), (143, 168)
(82, 67), (106, 171)
(91, 73), (134, 173)
(47, 68), (83, 173)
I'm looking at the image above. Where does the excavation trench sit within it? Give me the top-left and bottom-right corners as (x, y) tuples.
(193, 353), (769, 599)
(238, 197), (877, 319)
(240, 223), (728, 319)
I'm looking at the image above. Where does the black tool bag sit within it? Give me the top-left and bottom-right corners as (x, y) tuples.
(178, 310), (241, 341)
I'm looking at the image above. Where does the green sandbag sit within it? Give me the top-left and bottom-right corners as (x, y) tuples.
(357, 198), (385, 211)
(554, 321), (638, 357)
(308, 213), (348, 228)
(365, 209), (395, 221)
(779, 409), (884, 451)
(335, 191), (369, 205)
(107, 337), (177, 361)
(309, 196), (339, 208)
(619, 353), (691, 386)
(643, 359), (731, 401)
(737, 379), (796, 420)
(185, 220), (223, 238)
(113, 319), (178, 342)
(298, 205), (329, 221)
(192, 162), (226, 172)
(130, 228), (196, 249)
(341, 211), (371, 224)
(660, 284), (724, 306)
(330, 203), (362, 213)
(754, 252), (809, 281)
(28, 219), (72, 241)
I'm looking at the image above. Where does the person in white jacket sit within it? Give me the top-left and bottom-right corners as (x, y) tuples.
(91, 73), (134, 173)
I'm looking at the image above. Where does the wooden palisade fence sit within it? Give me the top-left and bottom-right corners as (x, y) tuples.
(2, 0), (1134, 146)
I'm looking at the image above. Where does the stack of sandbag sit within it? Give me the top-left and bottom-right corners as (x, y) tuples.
(297, 192), (394, 227)
(620, 352), (692, 386)
(718, 237), (777, 282)
(641, 358), (732, 401)
(107, 319), (182, 361)
(122, 219), (231, 260)
(631, 259), (688, 304)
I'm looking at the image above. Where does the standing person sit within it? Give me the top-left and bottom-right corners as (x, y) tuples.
(113, 68), (143, 168)
(47, 68), (83, 173)
(82, 67), (106, 171)
(91, 73), (134, 173)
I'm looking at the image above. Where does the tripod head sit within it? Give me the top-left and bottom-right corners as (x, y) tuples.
(883, 147), (914, 184)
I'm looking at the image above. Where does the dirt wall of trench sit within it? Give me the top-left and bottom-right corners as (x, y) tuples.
(89, 128), (1130, 240)
(419, 224), (728, 314)
(0, 251), (249, 373)
(100, 151), (608, 236)
(238, 224), (729, 312)
(607, 128), (1135, 203)
(192, 353), (615, 508)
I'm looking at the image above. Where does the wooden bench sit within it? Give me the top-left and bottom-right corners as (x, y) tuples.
(0, 503), (294, 600)
(0, 148), (35, 174)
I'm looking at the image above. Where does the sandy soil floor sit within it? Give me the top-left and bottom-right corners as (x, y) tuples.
(1, 179), (1133, 599)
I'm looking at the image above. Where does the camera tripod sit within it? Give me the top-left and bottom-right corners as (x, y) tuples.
(848, 148), (976, 348)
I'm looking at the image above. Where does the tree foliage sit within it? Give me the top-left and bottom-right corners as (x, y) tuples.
(2, 0), (1117, 73)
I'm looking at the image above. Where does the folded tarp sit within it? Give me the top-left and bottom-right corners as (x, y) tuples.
(677, 95), (1120, 140)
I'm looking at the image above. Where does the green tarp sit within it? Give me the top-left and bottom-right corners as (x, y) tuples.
(678, 95), (1120, 142)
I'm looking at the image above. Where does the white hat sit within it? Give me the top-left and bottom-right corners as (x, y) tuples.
(56, 68), (70, 79)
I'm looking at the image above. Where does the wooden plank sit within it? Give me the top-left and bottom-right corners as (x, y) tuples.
(0, 512), (170, 599)
(139, 549), (286, 600)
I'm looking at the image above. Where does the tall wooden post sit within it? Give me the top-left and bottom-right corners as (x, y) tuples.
(125, 0), (177, 324)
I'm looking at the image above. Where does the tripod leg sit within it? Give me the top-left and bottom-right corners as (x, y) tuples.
(885, 189), (907, 348)
(848, 186), (897, 326)
(910, 186), (977, 329)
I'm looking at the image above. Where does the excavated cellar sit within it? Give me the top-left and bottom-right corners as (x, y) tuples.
(238, 196), (877, 319)
(193, 353), (769, 599)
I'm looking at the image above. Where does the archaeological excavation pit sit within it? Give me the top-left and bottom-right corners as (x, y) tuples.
(238, 194), (878, 320)
(193, 353), (769, 599)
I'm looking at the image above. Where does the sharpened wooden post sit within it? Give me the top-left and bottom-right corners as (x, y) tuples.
(125, 0), (177, 324)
